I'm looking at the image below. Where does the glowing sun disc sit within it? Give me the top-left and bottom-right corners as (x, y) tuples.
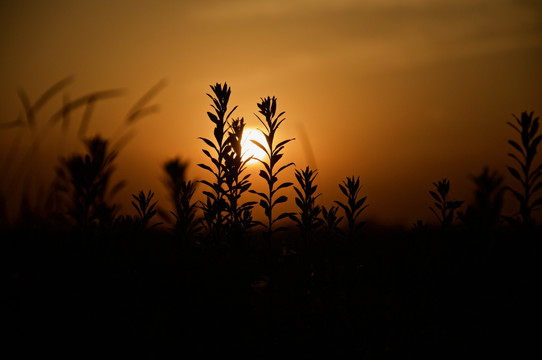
(241, 128), (267, 164)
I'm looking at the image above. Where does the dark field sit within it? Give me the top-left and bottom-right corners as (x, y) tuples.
(4, 224), (541, 359)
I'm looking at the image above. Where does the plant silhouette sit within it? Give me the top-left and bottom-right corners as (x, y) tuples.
(163, 158), (201, 240)
(321, 205), (344, 237)
(411, 219), (428, 234)
(289, 166), (323, 247)
(429, 178), (463, 230)
(131, 190), (162, 230)
(335, 176), (367, 240)
(223, 117), (256, 237)
(459, 167), (504, 231)
(197, 83), (238, 240)
(504, 111), (542, 227)
(52, 135), (125, 231)
(249, 96), (295, 240)
(112, 190), (162, 232)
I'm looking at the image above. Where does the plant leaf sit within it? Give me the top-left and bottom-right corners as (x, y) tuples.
(273, 162), (295, 177)
(429, 190), (441, 203)
(273, 195), (288, 205)
(199, 137), (218, 150)
(507, 166), (524, 185)
(197, 163), (215, 175)
(531, 197), (542, 209)
(508, 140), (525, 156)
(278, 212), (294, 221)
(207, 111), (219, 124)
(250, 140), (270, 158)
(259, 169), (270, 182)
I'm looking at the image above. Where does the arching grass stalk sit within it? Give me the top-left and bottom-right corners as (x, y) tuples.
(335, 176), (367, 240)
(223, 118), (256, 236)
(289, 166), (323, 248)
(197, 83), (237, 239)
(505, 111), (542, 227)
(249, 96), (295, 241)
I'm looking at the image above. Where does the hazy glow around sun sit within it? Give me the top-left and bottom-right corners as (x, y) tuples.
(241, 128), (268, 164)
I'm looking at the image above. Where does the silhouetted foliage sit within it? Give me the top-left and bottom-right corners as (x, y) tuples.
(130, 190), (162, 230)
(163, 158), (201, 239)
(429, 178), (463, 230)
(335, 176), (367, 239)
(249, 96), (295, 239)
(411, 219), (428, 234)
(198, 83), (238, 240)
(52, 135), (124, 231)
(0, 77), (165, 229)
(459, 167), (504, 231)
(321, 205), (344, 237)
(223, 117), (256, 236)
(289, 166), (323, 247)
(504, 111), (542, 227)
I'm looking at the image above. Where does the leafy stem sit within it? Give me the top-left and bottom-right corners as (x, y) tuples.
(249, 96), (295, 240)
(429, 178), (463, 230)
(335, 176), (367, 240)
(505, 111), (542, 226)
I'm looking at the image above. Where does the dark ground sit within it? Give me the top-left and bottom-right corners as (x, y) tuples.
(3, 224), (541, 359)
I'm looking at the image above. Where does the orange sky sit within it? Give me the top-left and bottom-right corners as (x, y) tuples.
(1, 0), (542, 227)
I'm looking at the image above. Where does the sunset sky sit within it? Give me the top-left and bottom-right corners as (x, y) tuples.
(1, 0), (541, 227)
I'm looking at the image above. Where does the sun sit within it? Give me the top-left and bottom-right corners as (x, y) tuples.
(241, 128), (268, 164)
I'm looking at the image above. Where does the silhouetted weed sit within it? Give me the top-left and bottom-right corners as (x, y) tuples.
(321, 205), (344, 237)
(459, 167), (504, 232)
(335, 176), (367, 240)
(411, 219), (428, 234)
(429, 178), (463, 230)
(289, 166), (323, 247)
(112, 190), (161, 232)
(163, 158), (201, 240)
(52, 135), (125, 232)
(504, 111), (542, 227)
(198, 83), (238, 241)
(130, 190), (162, 230)
(223, 117), (256, 236)
(249, 96), (295, 241)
